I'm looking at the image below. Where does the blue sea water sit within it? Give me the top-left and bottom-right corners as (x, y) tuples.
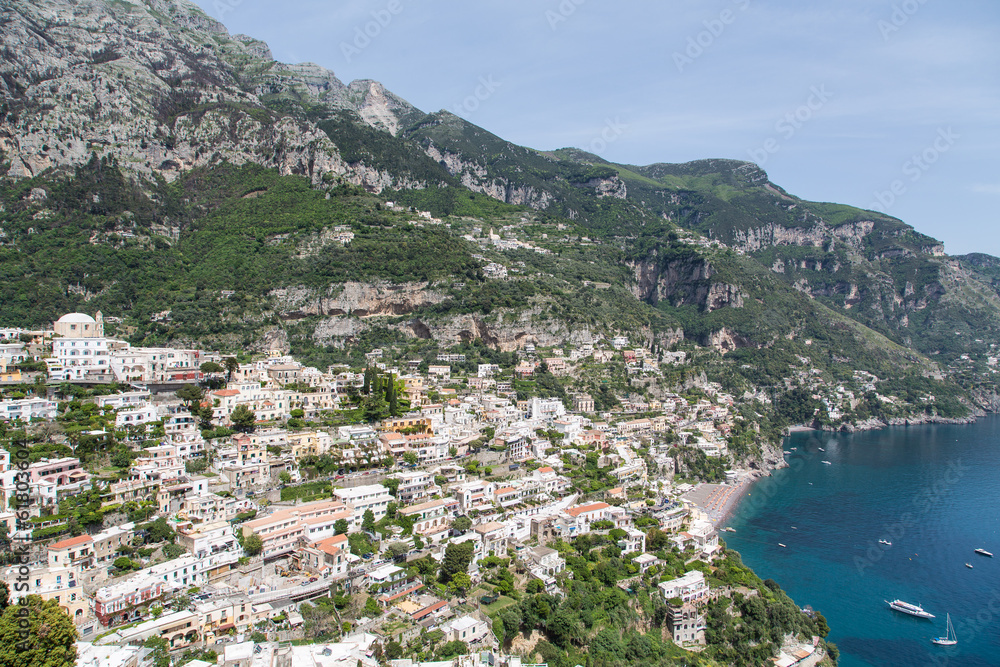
(724, 414), (1000, 667)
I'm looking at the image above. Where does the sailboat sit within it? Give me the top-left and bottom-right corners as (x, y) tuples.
(931, 613), (957, 646)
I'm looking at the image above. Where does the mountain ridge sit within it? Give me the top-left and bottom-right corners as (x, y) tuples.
(2, 0), (998, 424)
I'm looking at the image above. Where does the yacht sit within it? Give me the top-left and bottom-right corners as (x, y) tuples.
(886, 599), (935, 619)
(817, 447), (825, 452)
(965, 563), (973, 569)
(975, 548), (993, 557)
(821, 461), (832, 465)
(778, 543), (787, 548)
(931, 614), (957, 646)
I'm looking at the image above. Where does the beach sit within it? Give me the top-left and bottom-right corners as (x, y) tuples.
(682, 476), (756, 527)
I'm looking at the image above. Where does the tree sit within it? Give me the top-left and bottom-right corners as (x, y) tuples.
(385, 641), (404, 660)
(244, 533), (264, 556)
(223, 356), (240, 381)
(453, 516), (472, 533)
(384, 477), (400, 497)
(437, 640), (468, 660)
(362, 509), (375, 532)
(278, 471), (292, 484)
(0, 595), (78, 667)
(363, 596), (382, 617)
(142, 517), (175, 544)
(334, 519), (349, 535)
(175, 383), (204, 409)
(200, 361), (224, 374)
(439, 542), (475, 584)
(403, 451), (418, 467)
(449, 572), (472, 595)
(231, 405), (257, 433)
(143, 636), (170, 667)
(387, 542), (409, 559)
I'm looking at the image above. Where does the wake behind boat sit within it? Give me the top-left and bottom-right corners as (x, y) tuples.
(821, 460), (832, 465)
(886, 599), (935, 619)
(975, 548), (993, 557)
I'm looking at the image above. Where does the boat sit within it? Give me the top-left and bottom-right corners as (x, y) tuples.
(778, 543), (787, 548)
(886, 599), (935, 619)
(931, 613), (957, 646)
(821, 461), (832, 465)
(965, 563), (973, 569)
(723, 527), (736, 533)
(879, 539), (892, 546)
(975, 548), (993, 557)
(818, 447), (825, 452)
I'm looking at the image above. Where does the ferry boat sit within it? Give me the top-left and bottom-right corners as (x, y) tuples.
(975, 548), (993, 557)
(886, 599), (935, 619)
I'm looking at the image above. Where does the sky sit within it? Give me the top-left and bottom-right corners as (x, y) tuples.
(192, 0), (1000, 257)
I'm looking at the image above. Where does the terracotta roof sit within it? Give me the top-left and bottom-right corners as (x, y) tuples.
(49, 534), (93, 550)
(538, 466), (555, 473)
(565, 502), (610, 517)
(411, 600), (450, 620)
(213, 389), (241, 397)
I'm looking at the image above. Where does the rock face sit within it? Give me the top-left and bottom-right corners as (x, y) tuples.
(629, 257), (743, 312)
(423, 143), (555, 209)
(0, 0), (418, 189)
(731, 220), (877, 254)
(271, 282), (448, 319)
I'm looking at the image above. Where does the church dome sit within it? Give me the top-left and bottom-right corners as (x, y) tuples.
(56, 313), (97, 324)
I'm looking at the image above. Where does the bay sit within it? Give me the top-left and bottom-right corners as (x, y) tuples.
(724, 414), (1000, 667)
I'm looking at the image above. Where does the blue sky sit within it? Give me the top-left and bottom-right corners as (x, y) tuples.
(193, 0), (1000, 256)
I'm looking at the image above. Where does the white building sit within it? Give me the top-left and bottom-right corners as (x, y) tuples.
(658, 570), (710, 604)
(332, 484), (392, 525)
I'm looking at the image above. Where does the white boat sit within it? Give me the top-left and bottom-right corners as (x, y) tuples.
(778, 543), (787, 548)
(931, 613), (957, 646)
(821, 461), (832, 465)
(818, 447), (825, 452)
(975, 548), (993, 557)
(965, 563), (973, 569)
(886, 599), (935, 619)
(879, 539), (892, 546)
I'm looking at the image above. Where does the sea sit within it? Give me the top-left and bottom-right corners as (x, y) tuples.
(724, 414), (1000, 667)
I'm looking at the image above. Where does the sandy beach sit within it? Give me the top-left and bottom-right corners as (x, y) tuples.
(682, 477), (756, 527)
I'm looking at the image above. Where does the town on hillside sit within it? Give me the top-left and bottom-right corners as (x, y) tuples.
(1, 312), (841, 666)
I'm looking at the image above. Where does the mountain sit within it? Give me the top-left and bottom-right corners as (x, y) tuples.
(2, 0), (998, 421)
